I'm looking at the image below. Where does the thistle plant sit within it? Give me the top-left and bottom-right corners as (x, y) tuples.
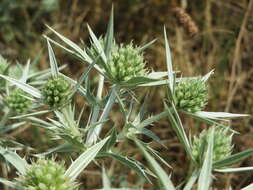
(0, 7), (253, 190)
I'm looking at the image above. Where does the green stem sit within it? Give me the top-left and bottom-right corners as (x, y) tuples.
(86, 85), (120, 145)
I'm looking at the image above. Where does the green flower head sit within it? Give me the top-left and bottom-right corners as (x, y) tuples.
(42, 76), (71, 109)
(16, 159), (78, 190)
(108, 43), (147, 82)
(174, 78), (208, 112)
(5, 89), (32, 114)
(192, 126), (233, 165)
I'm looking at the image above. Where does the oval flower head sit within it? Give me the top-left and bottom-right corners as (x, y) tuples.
(107, 43), (148, 83)
(192, 126), (233, 166)
(16, 159), (78, 190)
(5, 89), (32, 114)
(174, 78), (208, 112)
(89, 40), (149, 85)
(42, 76), (72, 109)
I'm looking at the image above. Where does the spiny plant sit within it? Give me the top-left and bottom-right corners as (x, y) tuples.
(0, 8), (253, 190)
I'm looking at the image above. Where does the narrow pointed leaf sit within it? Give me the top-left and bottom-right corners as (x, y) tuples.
(183, 170), (199, 190)
(164, 27), (174, 91)
(65, 137), (109, 180)
(104, 7), (114, 57)
(0, 74), (41, 98)
(196, 111), (249, 119)
(20, 59), (30, 83)
(97, 152), (151, 183)
(213, 149), (253, 169)
(46, 25), (92, 63)
(201, 70), (214, 82)
(215, 167), (253, 173)
(87, 24), (107, 63)
(198, 128), (214, 190)
(136, 140), (176, 190)
(139, 39), (156, 52)
(47, 40), (59, 77)
(0, 148), (27, 174)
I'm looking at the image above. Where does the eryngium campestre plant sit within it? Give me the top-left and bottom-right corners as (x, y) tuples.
(192, 126), (233, 165)
(108, 43), (147, 82)
(42, 76), (71, 109)
(174, 78), (208, 112)
(16, 159), (78, 190)
(5, 89), (32, 114)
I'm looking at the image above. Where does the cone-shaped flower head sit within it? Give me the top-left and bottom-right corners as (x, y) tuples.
(5, 89), (32, 114)
(108, 43), (147, 82)
(192, 126), (233, 165)
(42, 76), (71, 109)
(16, 159), (78, 190)
(174, 78), (208, 112)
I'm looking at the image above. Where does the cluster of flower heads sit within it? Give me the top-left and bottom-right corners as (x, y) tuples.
(16, 159), (78, 190)
(5, 89), (32, 114)
(192, 126), (233, 165)
(174, 78), (208, 113)
(42, 76), (71, 109)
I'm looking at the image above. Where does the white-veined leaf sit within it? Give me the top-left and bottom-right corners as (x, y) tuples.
(136, 140), (176, 190)
(164, 27), (174, 92)
(46, 25), (92, 63)
(0, 74), (42, 98)
(196, 111), (249, 119)
(215, 167), (253, 173)
(65, 136), (109, 181)
(0, 148), (27, 175)
(47, 39), (59, 77)
(87, 24), (107, 63)
(198, 127), (214, 190)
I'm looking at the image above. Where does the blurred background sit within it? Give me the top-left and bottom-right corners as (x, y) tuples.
(0, 0), (253, 189)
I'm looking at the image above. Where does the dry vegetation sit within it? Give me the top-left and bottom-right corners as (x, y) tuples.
(0, 0), (253, 189)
